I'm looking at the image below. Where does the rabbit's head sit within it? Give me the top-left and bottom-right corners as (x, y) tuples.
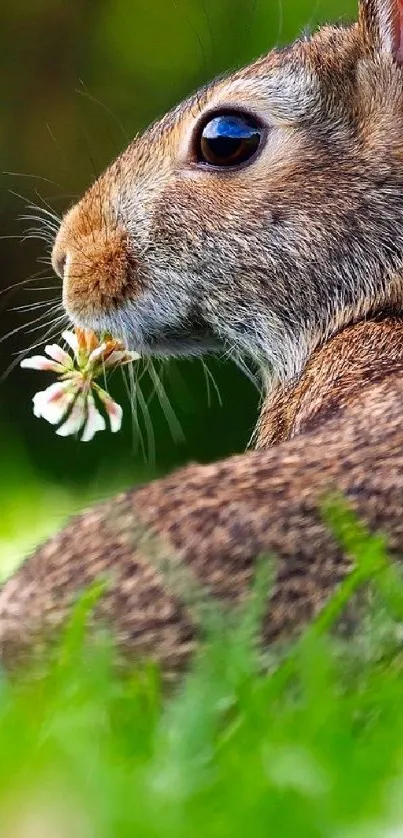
(53, 0), (403, 380)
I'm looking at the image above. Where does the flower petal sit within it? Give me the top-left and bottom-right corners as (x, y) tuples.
(56, 392), (87, 437)
(77, 328), (99, 355)
(80, 393), (106, 442)
(88, 343), (109, 365)
(45, 344), (74, 369)
(102, 349), (141, 368)
(61, 330), (79, 358)
(33, 381), (77, 425)
(20, 356), (64, 373)
(97, 388), (123, 433)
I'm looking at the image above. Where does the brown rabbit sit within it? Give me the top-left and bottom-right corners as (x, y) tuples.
(2, 0), (403, 673)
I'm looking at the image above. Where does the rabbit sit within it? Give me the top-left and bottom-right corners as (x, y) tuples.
(2, 0), (403, 673)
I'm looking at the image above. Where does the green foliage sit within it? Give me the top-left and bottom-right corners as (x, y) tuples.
(2, 509), (403, 836)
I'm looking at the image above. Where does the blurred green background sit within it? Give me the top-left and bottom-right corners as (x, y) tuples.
(0, 0), (356, 569)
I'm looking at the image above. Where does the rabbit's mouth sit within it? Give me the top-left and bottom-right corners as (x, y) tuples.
(143, 329), (221, 358)
(66, 302), (220, 359)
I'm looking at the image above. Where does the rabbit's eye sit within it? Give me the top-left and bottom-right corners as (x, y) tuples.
(197, 113), (262, 168)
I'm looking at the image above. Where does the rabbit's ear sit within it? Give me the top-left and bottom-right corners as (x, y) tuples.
(359, 0), (403, 63)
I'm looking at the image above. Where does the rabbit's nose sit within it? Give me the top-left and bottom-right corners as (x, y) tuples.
(52, 247), (67, 279)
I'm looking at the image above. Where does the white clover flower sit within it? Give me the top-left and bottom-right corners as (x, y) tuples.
(21, 328), (140, 442)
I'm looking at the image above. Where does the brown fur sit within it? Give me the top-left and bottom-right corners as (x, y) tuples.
(51, 5), (403, 375)
(54, 200), (140, 315)
(3, 1), (403, 672)
(256, 311), (403, 445)
(2, 317), (403, 673)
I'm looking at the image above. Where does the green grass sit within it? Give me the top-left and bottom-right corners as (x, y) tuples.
(2, 507), (403, 836)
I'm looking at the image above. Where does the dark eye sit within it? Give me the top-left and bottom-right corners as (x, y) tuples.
(197, 112), (262, 168)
